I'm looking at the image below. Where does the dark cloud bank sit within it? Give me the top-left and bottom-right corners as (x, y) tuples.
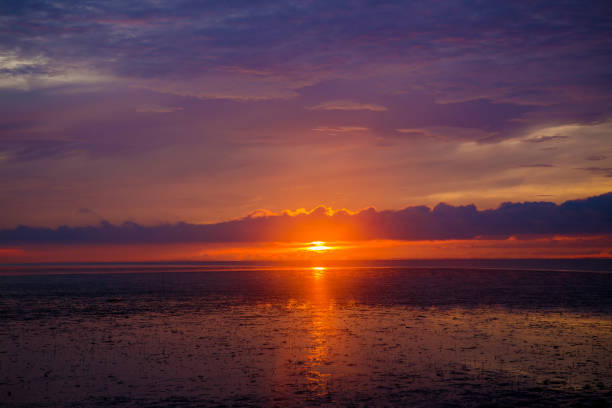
(1, 193), (611, 244)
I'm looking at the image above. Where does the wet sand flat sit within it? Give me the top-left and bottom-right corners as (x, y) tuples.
(1, 265), (611, 407)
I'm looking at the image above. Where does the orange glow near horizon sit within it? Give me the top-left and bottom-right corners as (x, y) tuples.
(0, 234), (611, 263)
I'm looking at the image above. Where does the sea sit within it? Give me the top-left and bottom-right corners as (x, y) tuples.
(1, 259), (611, 407)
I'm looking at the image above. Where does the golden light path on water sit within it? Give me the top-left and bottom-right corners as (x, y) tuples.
(273, 265), (336, 398)
(272, 266), (612, 403)
(306, 266), (333, 396)
(2, 264), (611, 406)
(311, 266), (326, 279)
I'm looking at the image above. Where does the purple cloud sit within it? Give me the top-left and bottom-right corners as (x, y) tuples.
(1, 193), (610, 244)
(576, 167), (612, 177)
(307, 100), (387, 112)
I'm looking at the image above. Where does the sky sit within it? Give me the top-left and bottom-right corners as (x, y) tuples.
(1, 1), (611, 260)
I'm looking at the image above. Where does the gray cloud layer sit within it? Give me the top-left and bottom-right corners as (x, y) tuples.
(1, 193), (610, 244)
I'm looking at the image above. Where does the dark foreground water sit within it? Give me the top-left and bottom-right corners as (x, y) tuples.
(1, 260), (611, 407)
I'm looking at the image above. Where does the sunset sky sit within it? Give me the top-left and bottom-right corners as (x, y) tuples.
(1, 1), (611, 261)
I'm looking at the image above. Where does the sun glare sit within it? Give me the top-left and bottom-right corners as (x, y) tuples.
(306, 241), (332, 252)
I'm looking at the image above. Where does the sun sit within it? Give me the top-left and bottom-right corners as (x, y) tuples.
(306, 241), (332, 252)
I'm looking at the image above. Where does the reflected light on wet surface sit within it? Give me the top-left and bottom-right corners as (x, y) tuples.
(276, 265), (336, 400)
(2, 266), (611, 406)
(306, 265), (334, 398)
(311, 266), (326, 279)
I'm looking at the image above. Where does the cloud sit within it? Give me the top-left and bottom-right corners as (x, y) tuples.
(307, 100), (387, 112)
(518, 164), (554, 168)
(523, 135), (569, 144)
(576, 167), (612, 177)
(136, 105), (183, 113)
(0, 138), (133, 161)
(0, 139), (77, 161)
(395, 126), (493, 141)
(1, 193), (610, 244)
(395, 129), (428, 137)
(312, 126), (368, 133)
(0, 51), (110, 90)
(1, 0), (610, 139)
(131, 72), (305, 101)
(0, 0), (611, 229)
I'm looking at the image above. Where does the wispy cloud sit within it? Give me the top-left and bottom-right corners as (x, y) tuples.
(523, 135), (569, 144)
(518, 164), (555, 168)
(576, 167), (612, 177)
(307, 100), (387, 112)
(312, 126), (368, 133)
(136, 105), (183, 114)
(395, 127), (493, 141)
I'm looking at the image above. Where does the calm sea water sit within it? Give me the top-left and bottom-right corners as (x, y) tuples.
(1, 260), (611, 407)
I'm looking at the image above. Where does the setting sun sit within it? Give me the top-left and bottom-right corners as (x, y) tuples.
(2, 2), (611, 407)
(306, 241), (332, 252)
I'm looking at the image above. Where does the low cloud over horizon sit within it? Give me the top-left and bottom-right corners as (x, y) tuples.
(2, 193), (611, 245)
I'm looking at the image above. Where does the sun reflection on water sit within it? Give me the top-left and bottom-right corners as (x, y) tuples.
(305, 265), (335, 397)
(272, 267), (339, 400)
(311, 266), (326, 279)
